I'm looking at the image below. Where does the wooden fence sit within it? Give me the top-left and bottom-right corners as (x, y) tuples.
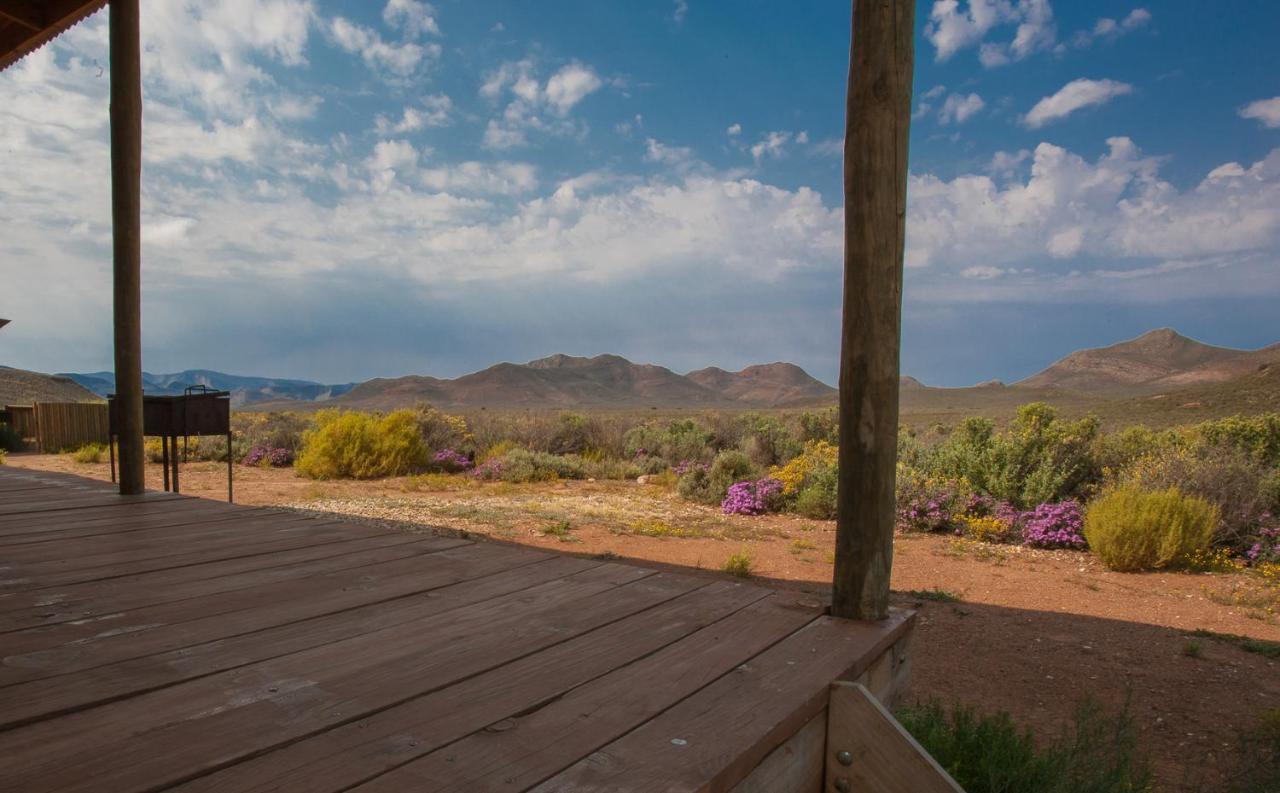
(30, 402), (109, 452)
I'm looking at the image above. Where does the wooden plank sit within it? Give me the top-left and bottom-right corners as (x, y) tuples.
(824, 682), (963, 793)
(0, 535), (456, 632)
(0, 555), (594, 731)
(832, 0), (916, 619)
(0, 539), (518, 684)
(529, 610), (914, 792)
(2, 515), (357, 582)
(0, 531), (427, 616)
(170, 580), (769, 793)
(351, 592), (821, 793)
(0, 503), (273, 545)
(0, 489), (182, 516)
(0, 566), (700, 792)
(730, 710), (826, 793)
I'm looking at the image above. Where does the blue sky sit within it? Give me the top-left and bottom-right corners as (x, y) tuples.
(1, 0), (1277, 387)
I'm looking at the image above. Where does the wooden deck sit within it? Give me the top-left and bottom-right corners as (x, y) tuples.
(0, 466), (912, 792)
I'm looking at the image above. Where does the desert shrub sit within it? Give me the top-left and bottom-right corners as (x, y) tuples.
(929, 404), (1101, 508)
(471, 458), (504, 480)
(71, 443), (106, 463)
(898, 698), (1151, 793)
(770, 440), (838, 495)
(413, 404), (472, 454)
(721, 551), (753, 578)
(624, 418), (715, 465)
(1085, 487), (1218, 571)
(962, 514), (1018, 543)
(677, 449), (754, 505)
(793, 464), (839, 519)
(0, 422), (23, 452)
(895, 467), (969, 533)
(497, 449), (586, 483)
(295, 410), (428, 479)
(1020, 500), (1087, 549)
(798, 408), (838, 444)
(735, 413), (802, 468)
(722, 478), (785, 515)
(1247, 525), (1280, 566)
(1194, 413), (1280, 468)
(1118, 443), (1277, 552)
(243, 445), (293, 467)
(1093, 425), (1177, 477)
(232, 412), (312, 458)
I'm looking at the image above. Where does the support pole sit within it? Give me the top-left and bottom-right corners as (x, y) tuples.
(109, 0), (144, 496)
(832, 0), (915, 620)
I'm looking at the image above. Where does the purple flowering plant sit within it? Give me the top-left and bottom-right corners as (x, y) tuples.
(1246, 518), (1280, 564)
(470, 458), (504, 481)
(243, 445), (293, 467)
(722, 478), (785, 515)
(432, 448), (473, 473)
(675, 460), (710, 477)
(1020, 500), (1087, 549)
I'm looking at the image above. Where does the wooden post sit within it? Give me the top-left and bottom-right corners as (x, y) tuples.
(832, 0), (915, 620)
(109, 0), (144, 496)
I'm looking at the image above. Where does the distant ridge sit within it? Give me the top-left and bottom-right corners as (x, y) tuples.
(1015, 329), (1280, 394)
(334, 355), (835, 410)
(60, 370), (357, 406)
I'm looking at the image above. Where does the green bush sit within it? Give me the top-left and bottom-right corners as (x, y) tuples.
(735, 412), (802, 468)
(1194, 413), (1280, 468)
(498, 449), (587, 482)
(71, 443), (106, 463)
(794, 464), (838, 519)
(798, 408), (838, 444)
(929, 404), (1102, 508)
(295, 409), (428, 479)
(677, 449), (755, 505)
(624, 418), (715, 465)
(1084, 487), (1218, 571)
(898, 698), (1152, 793)
(0, 422), (23, 452)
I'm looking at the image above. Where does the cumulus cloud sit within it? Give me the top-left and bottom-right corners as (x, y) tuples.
(382, 0), (440, 38)
(938, 92), (985, 124)
(726, 122), (741, 136)
(926, 0), (1057, 67)
(644, 138), (695, 166)
(374, 94), (453, 134)
(1023, 78), (1132, 128)
(1240, 97), (1280, 129)
(906, 137), (1280, 301)
(672, 0), (689, 24)
(750, 131), (795, 162)
(480, 59), (604, 148)
(328, 16), (434, 77)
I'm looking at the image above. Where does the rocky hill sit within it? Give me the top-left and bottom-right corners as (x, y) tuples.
(0, 366), (101, 405)
(1015, 329), (1280, 394)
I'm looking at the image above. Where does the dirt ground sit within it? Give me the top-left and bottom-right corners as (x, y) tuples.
(10, 453), (1280, 791)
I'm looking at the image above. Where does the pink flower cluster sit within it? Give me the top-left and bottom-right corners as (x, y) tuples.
(432, 449), (473, 472)
(470, 458), (504, 480)
(1020, 500), (1086, 549)
(722, 478), (784, 515)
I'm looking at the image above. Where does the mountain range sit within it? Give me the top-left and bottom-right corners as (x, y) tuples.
(1, 329), (1275, 417)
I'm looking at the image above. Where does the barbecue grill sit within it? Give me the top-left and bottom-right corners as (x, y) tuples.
(108, 386), (233, 501)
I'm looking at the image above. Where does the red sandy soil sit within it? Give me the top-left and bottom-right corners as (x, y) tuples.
(9, 453), (1280, 791)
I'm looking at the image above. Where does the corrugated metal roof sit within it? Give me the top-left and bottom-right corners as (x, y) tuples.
(0, 0), (108, 72)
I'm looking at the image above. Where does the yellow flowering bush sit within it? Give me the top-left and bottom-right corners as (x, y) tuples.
(770, 440), (837, 496)
(962, 515), (1013, 544)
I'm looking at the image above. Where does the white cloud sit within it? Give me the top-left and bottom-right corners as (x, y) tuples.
(750, 131), (794, 162)
(544, 62), (604, 115)
(419, 161), (538, 195)
(938, 92), (985, 124)
(328, 16), (436, 77)
(672, 0), (689, 24)
(382, 0), (440, 38)
(726, 122), (741, 136)
(374, 94), (452, 134)
(1241, 97), (1280, 129)
(926, 0), (1056, 66)
(1071, 7), (1151, 49)
(480, 59), (604, 148)
(906, 138), (1280, 300)
(644, 138), (694, 166)
(1023, 78), (1132, 128)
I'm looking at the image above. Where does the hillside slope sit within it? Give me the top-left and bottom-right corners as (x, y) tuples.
(0, 367), (101, 405)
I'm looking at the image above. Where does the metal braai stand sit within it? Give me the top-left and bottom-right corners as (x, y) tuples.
(109, 389), (234, 502)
